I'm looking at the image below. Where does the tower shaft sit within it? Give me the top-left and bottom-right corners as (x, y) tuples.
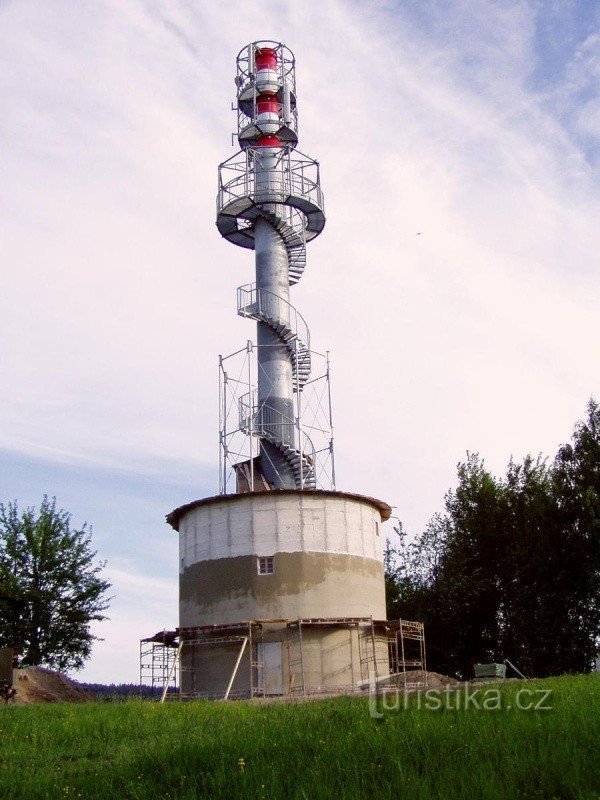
(254, 216), (296, 487)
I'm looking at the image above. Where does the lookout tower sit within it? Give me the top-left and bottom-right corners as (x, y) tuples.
(161, 42), (425, 699)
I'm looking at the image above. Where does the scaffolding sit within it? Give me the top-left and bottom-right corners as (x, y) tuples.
(139, 630), (180, 699)
(140, 617), (426, 700)
(385, 619), (428, 690)
(286, 617), (382, 696)
(219, 342), (336, 494)
(177, 621), (263, 700)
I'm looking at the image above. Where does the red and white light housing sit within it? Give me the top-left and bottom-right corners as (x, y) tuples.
(235, 41), (298, 150)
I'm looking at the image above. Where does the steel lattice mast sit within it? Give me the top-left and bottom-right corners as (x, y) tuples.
(217, 41), (327, 491)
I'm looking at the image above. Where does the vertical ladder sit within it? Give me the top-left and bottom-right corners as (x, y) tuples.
(251, 623), (265, 697)
(286, 620), (306, 696)
(358, 617), (378, 687)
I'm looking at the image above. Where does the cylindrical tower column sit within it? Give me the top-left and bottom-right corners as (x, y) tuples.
(251, 56), (296, 488)
(255, 216), (296, 488)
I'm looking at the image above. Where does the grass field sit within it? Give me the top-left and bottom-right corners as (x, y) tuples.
(0, 675), (598, 800)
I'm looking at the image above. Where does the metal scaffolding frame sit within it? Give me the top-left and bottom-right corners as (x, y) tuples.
(286, 617), (382, 696)
(139, 630), (179, 699)
(176, 620), (287, 700)
(218, 342), (336, 494)
(285, 617), (426, 695)
(139, 617), (427, 701)
(385, 619), (428, 690)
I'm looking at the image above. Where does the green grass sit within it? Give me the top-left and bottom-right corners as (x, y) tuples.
(0, 675), (598, 800)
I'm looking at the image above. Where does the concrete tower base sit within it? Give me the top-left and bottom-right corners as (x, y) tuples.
(166, 490), (392, 698)
(177, 618), (392, 699)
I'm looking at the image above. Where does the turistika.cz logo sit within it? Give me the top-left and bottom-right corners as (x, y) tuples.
(369, 684), (553, 718)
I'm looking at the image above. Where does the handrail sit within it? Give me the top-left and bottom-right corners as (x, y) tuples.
(238, 393), (316, 467)
(217, 172), (324, 213)
(237, 284), (310, 351)
(217, 150), (324, 215)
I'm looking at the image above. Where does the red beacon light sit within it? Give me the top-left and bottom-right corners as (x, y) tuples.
(255, 48), (277, 71)
(255, 134), (282, 148)
(256, 93), (281, 135)
(255, 47), (279, 95)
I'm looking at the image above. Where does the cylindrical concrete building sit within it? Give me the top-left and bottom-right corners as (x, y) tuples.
(168, 489), (391, 696)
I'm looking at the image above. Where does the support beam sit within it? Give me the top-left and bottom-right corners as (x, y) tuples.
(160, 642), (183, 704)
(224, 637), (249, 700)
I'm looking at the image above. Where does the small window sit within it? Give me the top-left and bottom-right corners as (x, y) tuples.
(375, 521), (380, 537)
(257, 556), (274, 575)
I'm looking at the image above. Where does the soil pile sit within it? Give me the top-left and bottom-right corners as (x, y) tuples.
(378, 670), (460, 689)
(407, 670), (460, 688)
(12, 666), (93, 704)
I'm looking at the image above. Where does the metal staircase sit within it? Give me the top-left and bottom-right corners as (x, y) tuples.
(233, 198), (313, 485)
(217, 169), (324, 489)
(239, 395), (316, 488)
(255, 206), (306, 285)
(237, 284), (311, 391)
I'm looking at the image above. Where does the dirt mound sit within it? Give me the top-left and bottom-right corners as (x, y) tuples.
(377, 670), (460, 690)
(408, 670), (460, 689)
(12, 666), (93, 704)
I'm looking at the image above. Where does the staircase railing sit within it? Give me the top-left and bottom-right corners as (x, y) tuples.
(217, 150), (324, 216)
(237, 284), (310, 352)
(238, 392), (316, 486)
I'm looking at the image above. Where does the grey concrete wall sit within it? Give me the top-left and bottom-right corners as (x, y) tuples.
(180, 624), (389, 698)
(180, 551), (386, 627)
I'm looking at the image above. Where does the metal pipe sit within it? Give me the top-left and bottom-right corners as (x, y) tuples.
(326, 350), (336, 489)
(504, 658), (528, 679)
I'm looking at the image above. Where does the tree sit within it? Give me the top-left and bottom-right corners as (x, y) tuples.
(436, 454), (505, 676)
(550, 399), (600, 671)
(385, 399), (600, 677)
(0, 496), (111, 672)
(498, 455), (561, 676)
(386, 454), (506, 677)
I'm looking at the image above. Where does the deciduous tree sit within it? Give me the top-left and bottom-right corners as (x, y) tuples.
(0, 496), (111, 671)
(385, 400), (600, 677)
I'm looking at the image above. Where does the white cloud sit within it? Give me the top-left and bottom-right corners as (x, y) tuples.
(577, 97), (600, 139)
(80, 563), (178, 684)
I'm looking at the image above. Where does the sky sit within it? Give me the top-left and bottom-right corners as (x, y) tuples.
(1, 0), (598, 683)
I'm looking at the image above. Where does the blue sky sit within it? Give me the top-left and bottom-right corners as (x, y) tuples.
(1, 0), (598, 682)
